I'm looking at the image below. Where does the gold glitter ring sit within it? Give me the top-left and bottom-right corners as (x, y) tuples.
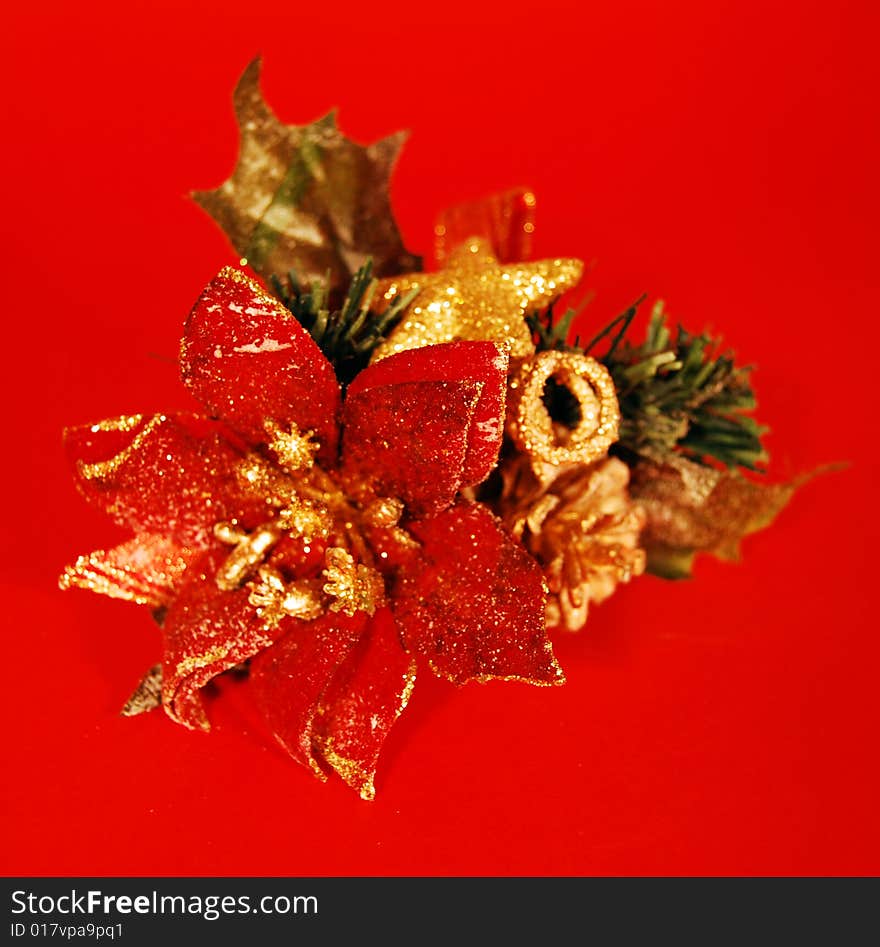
(513, 351), (620, 469)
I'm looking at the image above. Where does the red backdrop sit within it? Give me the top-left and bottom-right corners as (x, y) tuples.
(2, 0), (877, 875)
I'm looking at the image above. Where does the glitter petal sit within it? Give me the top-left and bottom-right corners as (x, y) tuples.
(161, 548), (290, 731)
(59, 534), (196, 607)
(181, 266), (341, 459)
(314, 608), (416, 801)
(250, 611), (367, 777)
(394, 503), (564, 686)
(65, 413), (268, 547)
(346, 340), (508, 486)
(342, 379), (482, 517)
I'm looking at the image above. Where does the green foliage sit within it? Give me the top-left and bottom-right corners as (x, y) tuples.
(530, 298), (768, 471)
(270, 260), (418, 386)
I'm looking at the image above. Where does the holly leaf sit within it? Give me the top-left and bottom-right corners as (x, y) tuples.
(121, 664), (163, 717)
(193, 58), (421, 292)
(629, 454), (808, 578)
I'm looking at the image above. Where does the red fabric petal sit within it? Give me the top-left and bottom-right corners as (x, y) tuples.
(181, 266), (341, 459)
(342, 379), (481, 517)
(393, 503), (564, 686)
(65, 413), (268, 547)
(59, 534), (197, 608)
(347, 341), (508, 485)
(162, 548), (290, 731)
(314, 608), (416, 801)
(434, 188), (536, 266)
(250, 611), (367, 778)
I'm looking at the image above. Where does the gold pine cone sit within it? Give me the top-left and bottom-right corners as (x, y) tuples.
(498, 454), (646, 631)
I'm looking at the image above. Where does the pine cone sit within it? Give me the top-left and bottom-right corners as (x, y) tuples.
(498, 454), (646, 631)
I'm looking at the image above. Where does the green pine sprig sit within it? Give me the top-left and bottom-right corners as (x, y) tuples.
(530, 298), (768, 472)
(270, 260), (419, 385)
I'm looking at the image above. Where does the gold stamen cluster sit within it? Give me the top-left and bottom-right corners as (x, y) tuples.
(211, 416), (398, 628)
(248, 566), (323, 627)
(322, 547), (385, 617)
(264, 419), (320, 473)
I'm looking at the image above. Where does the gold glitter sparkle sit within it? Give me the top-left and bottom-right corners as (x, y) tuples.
(509, 350), (620, 476)
(76, 415), (164, 482)
(322, 547), (385, 616)
(248, 565), (323, 628)
(214, 521), (282, 590)
(499, 454), (646, 631)
(264, 418), (320, 473)
(277, 497), (332, 541)
(58, 535), (191, 606)
(370, 238), (583, 361)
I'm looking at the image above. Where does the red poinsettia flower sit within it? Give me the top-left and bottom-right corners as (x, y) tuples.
(62, 267), (563, 799)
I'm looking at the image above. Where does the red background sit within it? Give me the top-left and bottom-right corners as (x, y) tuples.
(2, 0), (877, 875)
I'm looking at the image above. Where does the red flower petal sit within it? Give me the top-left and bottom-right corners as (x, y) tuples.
(347, 341), (508, 486)
(393, 503), (564, 686)
(342, 380), (480, 517)
(59, 534), (197, 608)
(313, 608), (416, 801)
(181, 267), (341, 459)
(162, 548), (290, 731)
(65, 413), (268, 547)
(250, 611), (367, 778)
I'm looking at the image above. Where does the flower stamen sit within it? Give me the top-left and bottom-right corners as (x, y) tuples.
(322, 547), (385, 617)
(214, 521), (282, 590)
(248, 565), (323, 628)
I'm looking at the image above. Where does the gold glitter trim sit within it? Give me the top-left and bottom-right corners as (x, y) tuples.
(77, 414), (164, 481)
(318, 657), (417, 802)
(83, 414), (144, 433)
(428, 658), (566, 688)
(321, 741), (377, 801)
(58, 536), (191, 607)
(509, 351), (620, 474)
(175, 645), (229, 679)
(59, 557), (156, 605)
(399, 658), (418, 710)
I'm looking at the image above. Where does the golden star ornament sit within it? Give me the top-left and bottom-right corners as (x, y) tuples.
(370, 238), (584, 361)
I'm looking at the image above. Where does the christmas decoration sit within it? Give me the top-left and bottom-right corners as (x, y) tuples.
(61, 61), (814, 799)
(193, 59), (420, 293)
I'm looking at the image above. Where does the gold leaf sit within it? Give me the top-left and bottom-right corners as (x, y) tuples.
(630, 454), (808, 578)
(121, 664), (163, 717)
(498, 454), (645, 630)
(193, 58), (420, 290)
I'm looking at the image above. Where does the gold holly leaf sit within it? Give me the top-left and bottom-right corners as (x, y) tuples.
(629, 453), (813, 578)
(193, 58), (420, 291)
(121, 664), (163, 717)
